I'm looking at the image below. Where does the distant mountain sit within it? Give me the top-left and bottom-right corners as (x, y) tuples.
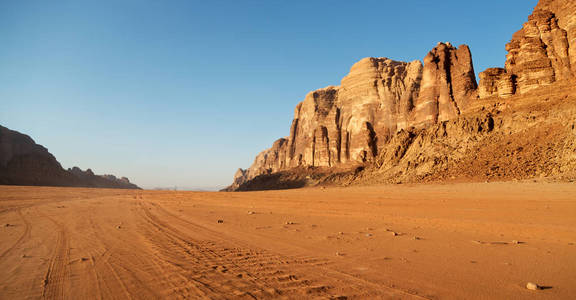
(0, 125), (139, 189)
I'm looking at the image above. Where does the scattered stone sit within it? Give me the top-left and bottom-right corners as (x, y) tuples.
(338, 232), (344, 235)
(217, 220), (224, 224)
(365, 233), (373, 237)
(5, 223), (11, 227)
(285, 221), (295, 225)
(116, 225), (122, 229)
(390, 232), (398, 237)
(335, 252), (344, 256)
(21, 254), (27, 258)
(526, 282), (541, 290)
(81, 257), (89, 262)
(247, 211), (255, 215)
(511, 240), (520, 244)
(413, 236), (421, 240)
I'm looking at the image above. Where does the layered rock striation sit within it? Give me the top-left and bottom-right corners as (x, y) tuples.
(0, 125), (139, 189)
(230, 43), (478, 190)
(229, 0), (575, 191)
(479, 0), (575, 98)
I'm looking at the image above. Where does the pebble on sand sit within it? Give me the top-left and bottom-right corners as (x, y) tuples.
(217, 220), (224, 224)
(526, 282), (541, 290)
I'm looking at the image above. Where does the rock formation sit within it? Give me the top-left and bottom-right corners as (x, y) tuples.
(478, 68), (515, 99)
(414, 43), (478, 126)
(0, 125), (139, 189)
(479, 0), (574, 98)
(229, 43), (478, 190)
(228, 0), (576, 191)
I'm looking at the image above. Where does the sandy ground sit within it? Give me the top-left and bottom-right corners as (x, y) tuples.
(0, 183), (575, 299)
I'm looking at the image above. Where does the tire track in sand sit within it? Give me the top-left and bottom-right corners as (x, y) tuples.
(137, 200), (424, 299)
(40, 214), (70, 299)
(0, 208), (31, 262)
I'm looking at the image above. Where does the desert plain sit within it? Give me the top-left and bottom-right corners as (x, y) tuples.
(0, 182), (575, 299)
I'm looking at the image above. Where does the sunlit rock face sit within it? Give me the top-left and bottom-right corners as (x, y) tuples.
(229, 0), (576, 191)
(229, 43), (479, 190)
(478, 68), (516, 99)
(479, 0), (575, 97)
(413, 43), (478, 127)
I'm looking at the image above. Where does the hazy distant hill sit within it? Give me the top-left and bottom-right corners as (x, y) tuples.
(0, 125), (139, 189)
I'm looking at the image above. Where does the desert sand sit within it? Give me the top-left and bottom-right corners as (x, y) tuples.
(0, 183), (575, 299)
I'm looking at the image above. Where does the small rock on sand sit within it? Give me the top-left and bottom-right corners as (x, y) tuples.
(391, 232), (398, 236)
(526, 282), (541, 290)
(217, 220), (224, 224)
(116, 225), (122, 229)
(285, 221), (295, 225)
(247, 211), (255, 215)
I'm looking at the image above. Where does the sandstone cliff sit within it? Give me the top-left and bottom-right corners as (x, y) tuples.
(479, 0), (575, 98)
(228, 43), (478, 190)
(0, 125), (140, 189)
(228, 0), (576, 191)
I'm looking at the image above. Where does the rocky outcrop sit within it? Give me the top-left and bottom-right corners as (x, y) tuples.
(414, 43), (478, 126)
(228, 0), (576, 191)
(478, 68), (516, 99)
(228, 43), (478, 190)
(0, 125), (139, 189)
(479, 0), (574, 98)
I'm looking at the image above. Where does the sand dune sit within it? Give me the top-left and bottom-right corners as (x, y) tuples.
(0, 183), (575, 299)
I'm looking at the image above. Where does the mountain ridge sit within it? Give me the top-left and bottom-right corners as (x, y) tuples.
(0, 125), (140, 189)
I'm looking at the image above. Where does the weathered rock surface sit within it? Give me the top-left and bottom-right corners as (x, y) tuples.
(478, 68), (516, 99)
(228, 43), (478, 190)
(414, 43), (478, 126)
(227, 0), (576, 191)
(480, 0), (575, 97)
(0, 125), (139, 189)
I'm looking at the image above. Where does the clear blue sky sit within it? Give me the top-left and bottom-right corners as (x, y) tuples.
(0, 0), (538, 189)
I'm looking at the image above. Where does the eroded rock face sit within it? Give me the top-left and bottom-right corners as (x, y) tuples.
(229, 0), (576, 191)
(414, 43), (477, 126)
(480, 0), (574, 96)
(0, 125), (139, 189)
(478, 68), (515, 99)
(536, 0), (576, 72)
(506, 9), (572, 93)
(229, 43), (478, 190)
